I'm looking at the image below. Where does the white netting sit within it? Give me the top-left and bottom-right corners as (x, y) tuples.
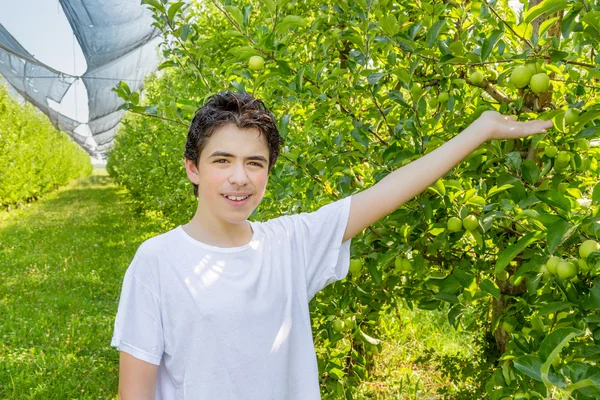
(0, 0), (161, 159)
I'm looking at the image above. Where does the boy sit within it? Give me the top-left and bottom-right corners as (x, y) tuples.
(111, 91), (552, 399)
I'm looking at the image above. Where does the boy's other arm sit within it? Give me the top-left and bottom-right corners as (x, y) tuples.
(343, 111), (553, 242)
(118, 351), (158, 400)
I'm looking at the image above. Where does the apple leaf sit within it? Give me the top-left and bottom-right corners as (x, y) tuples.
(141, 0), (165, 13)
(592, 183), (600, 205)
(274, 15), (307, 34)
(495, 233), (537, 272)
(426, 19), (446, 48)
(505, 152), (522, 171)
(387, 91), (411, 108)
(522, 160), (540, 185)
(224, 6), (244, 27)
(582, 282), (600, 311)
(328, 367), (344, 379)
(380, 15), (399, 36)
(538, 301), (573, 316)
(481, 29), (503, 62)
(278, 114), (291, 139)
(524, 0), (568, 25)
(487, 184), (514, 198)
(367, 73), (385, 86)
(447, 304), (465, 328)
(575, 126), (600, 139)
(359, 327), (381, 346)
(514, 354), (543, 381)
(574, 111), (600, 130)
(566, 379), (600, 397)
(540, 327), (584, 385)
(534, 190), (571, 212)
(546, 218), (576, 254)
(562, 8), (582, 39)
(167, 1), (185, 22)
(549, 49), (569, 63)
(479, 279), (500, 300)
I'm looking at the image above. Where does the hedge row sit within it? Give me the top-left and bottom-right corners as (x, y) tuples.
(0, 84), (93, 209)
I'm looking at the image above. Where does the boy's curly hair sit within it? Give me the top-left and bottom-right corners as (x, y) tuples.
(184, 92), (283, 197)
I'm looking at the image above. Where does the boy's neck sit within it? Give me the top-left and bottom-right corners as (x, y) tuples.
(183, 209), (253, 248)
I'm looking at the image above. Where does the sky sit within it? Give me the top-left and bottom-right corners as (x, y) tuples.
(0, 0), (88, 122)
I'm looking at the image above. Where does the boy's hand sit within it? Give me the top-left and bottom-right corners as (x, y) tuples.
(477, 110), (554, 141)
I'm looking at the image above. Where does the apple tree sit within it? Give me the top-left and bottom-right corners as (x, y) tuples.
(109, 0), (600, 397)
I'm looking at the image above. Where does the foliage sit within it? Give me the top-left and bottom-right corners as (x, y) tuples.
(108, 0), (600, 397)
(0, 84), (92, 210)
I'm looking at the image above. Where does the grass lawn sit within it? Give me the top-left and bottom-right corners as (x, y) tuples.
(0, 168), (482, 399)
(0, 169), (170, 399)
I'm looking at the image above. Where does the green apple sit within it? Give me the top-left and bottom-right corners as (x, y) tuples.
(349, 259), (363, 275)
(546, 256), (562, 275)
(565, 108), (580, 125)
(578, 258), (592, 272)
(403, 258), (413, 271)
(394, 256), (404, 270)
(539, 264), (551, 278)
(411, 83), (422, 98)
(579, 240), (600, 259)
(395, 256), (413, 272)
(556, 151), (571, 166)
(501, 320), (515, 333)
(556, 260), (577, 280)
(509, 275), (524, 286)
(496, 270), (509, 281)
(248, 55), (265, 70)
(470, 71), (484, 85)
(428, 97), (439, 108)
(463, 215), (479, 231)
(525, 62), (542, 75)
(332, 319), (345, 333)
(486, 70), (498, 81)
(344, 316), (355, 330)
(530, 72), (550, 93)
(510, 66), (533, 88)
(448, 41), (464, 55)
(575, 138), (589, 151)
(438, 91), (449, 103)
(447, 217), (463, 232)
(545, 145), (558, 158)
(557, 182), (569, 193)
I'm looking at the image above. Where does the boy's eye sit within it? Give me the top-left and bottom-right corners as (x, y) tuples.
(214, 159), (263, 167)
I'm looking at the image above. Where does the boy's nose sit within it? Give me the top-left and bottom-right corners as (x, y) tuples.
(228, 164), (249, 186)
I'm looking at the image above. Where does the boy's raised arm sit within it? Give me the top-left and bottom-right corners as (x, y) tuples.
(342, 111), (554, 242)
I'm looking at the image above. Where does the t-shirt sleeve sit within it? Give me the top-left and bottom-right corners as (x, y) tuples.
(288, 195), (353, 299)
(110, 244), (164, 366)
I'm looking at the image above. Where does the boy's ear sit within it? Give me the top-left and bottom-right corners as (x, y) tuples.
(185, 158), (201, 185)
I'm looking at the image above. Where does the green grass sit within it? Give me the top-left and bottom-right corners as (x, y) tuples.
(0, 169), (171, 399)
(0, 169), (482, 399)
(355, 307), (486, 399)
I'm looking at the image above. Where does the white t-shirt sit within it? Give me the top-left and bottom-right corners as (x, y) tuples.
(111, 195), (353, 399)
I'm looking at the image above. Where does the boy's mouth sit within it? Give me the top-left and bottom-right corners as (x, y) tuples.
(222, 194), (251, 205)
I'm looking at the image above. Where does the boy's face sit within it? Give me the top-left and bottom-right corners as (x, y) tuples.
(186, 123), (270, 224)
